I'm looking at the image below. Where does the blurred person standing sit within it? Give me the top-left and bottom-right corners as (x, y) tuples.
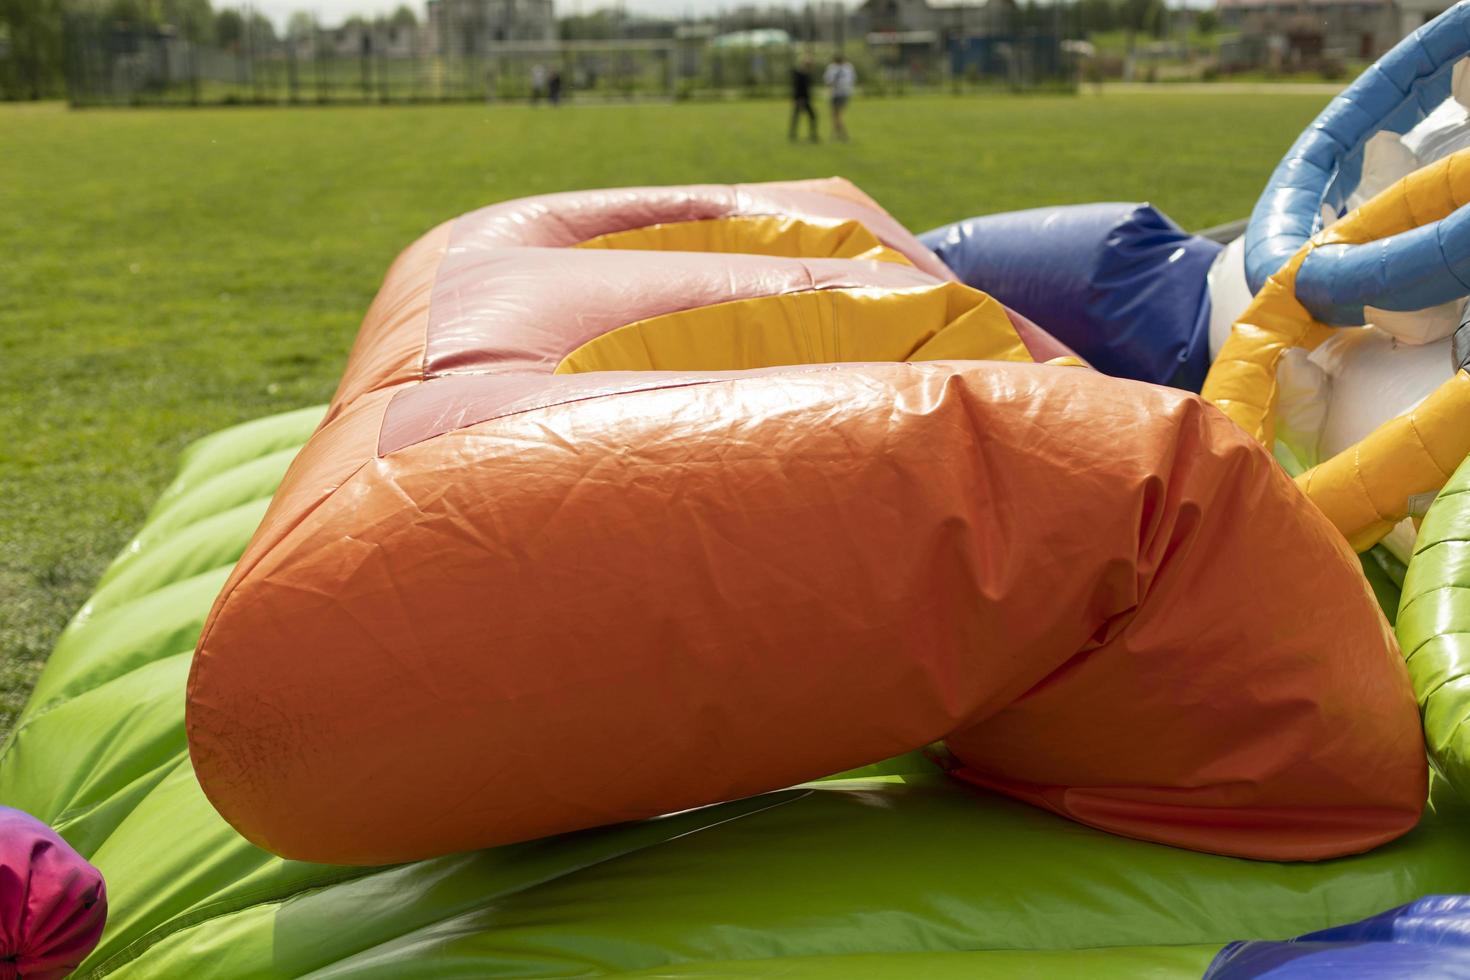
(824, 53), (856, 141)
(531, 63), (548, 105)
(789, 55), (818, 142)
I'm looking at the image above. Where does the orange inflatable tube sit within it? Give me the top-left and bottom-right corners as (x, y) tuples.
(188, 179), (1425, 866)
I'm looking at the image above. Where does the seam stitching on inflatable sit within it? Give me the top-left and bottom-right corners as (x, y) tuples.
(86, 789), (817, 977)
(0, 644), (201, 773)
(292, 789), (822, 974)
(51, 751), (186, 832)
(81, 865), (384, 978)
(111, 489), (283, 573)
(0, 564), (235, 765)
(1406, 412), (1454, 480)
(416, 237), (450, 386)
(1411, 535), (1470, 557)
(1400, 582), (1470, 618)
(1409, 653), (1470, 705)
(380, 348), (874, 456)
(1402, 629), (1470, 664)
(141, 444), (307, 530)
(0, 428), (314, 764)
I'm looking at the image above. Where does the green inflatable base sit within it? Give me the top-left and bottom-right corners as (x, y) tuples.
(3, 407), (1468, 978)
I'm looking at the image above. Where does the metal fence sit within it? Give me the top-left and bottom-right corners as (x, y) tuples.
(62, 18), (1075, 107)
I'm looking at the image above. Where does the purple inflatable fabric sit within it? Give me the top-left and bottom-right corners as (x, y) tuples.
(0, 808), (106, 979)
(1205, 895), (1470, 978)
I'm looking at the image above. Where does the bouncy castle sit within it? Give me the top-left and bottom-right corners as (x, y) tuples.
(13, 5), (1470, 977)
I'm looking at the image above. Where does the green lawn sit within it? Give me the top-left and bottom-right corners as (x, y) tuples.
(0, 91), (1329, 738)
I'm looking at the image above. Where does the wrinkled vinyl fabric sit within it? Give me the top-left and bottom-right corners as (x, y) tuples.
(5, 407), (1470, 978)
(0, 808), (106, 980)
(1203, 150), (1470, 552)
(184, 179), (1424, 867)
(1204, 895), (1470, 978)
(920, 203), (1220, 390)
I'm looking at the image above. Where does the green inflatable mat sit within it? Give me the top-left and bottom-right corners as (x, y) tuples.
(5, 406), (1470, 979)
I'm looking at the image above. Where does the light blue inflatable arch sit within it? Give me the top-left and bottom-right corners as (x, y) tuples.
(1246, 1), (1470, 324)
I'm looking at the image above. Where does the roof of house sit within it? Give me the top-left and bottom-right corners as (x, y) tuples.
(1218, 0), (1391, 8)
(858, 0), (1001, 12)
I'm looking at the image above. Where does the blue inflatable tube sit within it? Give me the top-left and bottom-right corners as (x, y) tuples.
(1296, 207), (1470, 324)
(1246, 1), (1470, 322)
(920, 202), (1220, 391)
(1204, 894), (1470, 978)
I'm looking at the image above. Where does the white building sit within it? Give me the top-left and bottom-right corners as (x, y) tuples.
(851, 0), (1015, 41)
(1218, 0), (1450, 66)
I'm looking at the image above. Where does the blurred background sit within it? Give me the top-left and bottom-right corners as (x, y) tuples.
(0, 0), (1440, 754)
(0, 0), (1450, 105)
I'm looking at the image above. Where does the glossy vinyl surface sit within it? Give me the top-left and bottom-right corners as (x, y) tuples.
(1399, 453), (1470, 806)
(0, 406), (1463, 978)
(921, 202), (1221, 390)
(1204, 150), (1470, 551)
(6, 175), (1463, 976)
(182, 180), (1424, 868)
(1244, 1), (1470, 301)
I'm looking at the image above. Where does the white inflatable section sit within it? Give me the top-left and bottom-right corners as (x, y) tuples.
(1206, 236), (1251, 361)
(1367, 299), (1466, 346)
(1346, 131), (1420, 212)
(1309, 327), (1452, 463)
(1277, 350), (1331, 468)
(1312, 325), (1451, 563)
(1403, 97), (1470, 160)
(1315, 328), (1451, 563)
(1402, 59), (1470, 163)
(1206, 236), (1333, 468)
(1382, 519), (1420, 565)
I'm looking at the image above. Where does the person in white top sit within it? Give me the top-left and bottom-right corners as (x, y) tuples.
(823, 54), (856, 141)
(530, 63), (547, 105)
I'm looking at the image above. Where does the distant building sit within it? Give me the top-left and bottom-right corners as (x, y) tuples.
(852, 0), (1023, 79)
(710, 28), (793, 48)
(425, 0), (556, 56)
(312, 20), (423, 58)
(851, 0), (1014, 43)
(1217, 0), (1448, 68)
(807, 2), (850, 41)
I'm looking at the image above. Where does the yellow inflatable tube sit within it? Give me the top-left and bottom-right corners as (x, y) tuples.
(1203, 151), (1470, 551)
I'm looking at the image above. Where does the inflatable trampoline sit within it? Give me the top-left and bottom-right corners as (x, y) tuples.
(14, 7), (1470, 978)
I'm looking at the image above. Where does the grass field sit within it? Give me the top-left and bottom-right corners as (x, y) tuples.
(0, 90), (1331, 738)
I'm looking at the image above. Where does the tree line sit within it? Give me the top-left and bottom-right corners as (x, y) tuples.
(0, 0), (418, 98)
(0, 0), (1217, 101)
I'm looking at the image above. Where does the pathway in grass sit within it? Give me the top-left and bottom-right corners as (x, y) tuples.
(0, 91), (1329, 738)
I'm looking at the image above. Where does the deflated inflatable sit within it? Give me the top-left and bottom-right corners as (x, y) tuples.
(185, 177), (1424, 867)
(22, 10), (1470, 974)
(0, 807), (107, 979)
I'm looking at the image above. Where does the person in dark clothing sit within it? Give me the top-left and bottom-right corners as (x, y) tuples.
(548, 69), (563, 106)
(789, 56), (818, 142)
